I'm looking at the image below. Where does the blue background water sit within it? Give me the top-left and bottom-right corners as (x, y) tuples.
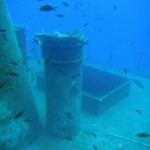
(7, 0), (150, 77)
(3, 1), (150, 150)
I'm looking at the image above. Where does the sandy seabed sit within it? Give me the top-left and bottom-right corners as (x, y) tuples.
(25, 63), (150, 150)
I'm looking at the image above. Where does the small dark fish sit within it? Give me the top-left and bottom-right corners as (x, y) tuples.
(32, 38), (40, 44)
(22, 61), (26, 65)
(77, 73), (81, 78)
(94, 28), (102, 32)
(56, 14), (64, 18)
(23, 118), (30, 122)
(14, 111), (23, 119)
(63, 2), (69, 7)
(8, 137), (12, 142)
(92, 132), (97, 138)
(0, 29), (7, 32)
(37, 59), (41, 65)
(56, 69), (63, 73)
(93, 144), (98, 150)
(31, 48), (34, 53)
(123, 69), (128, 74)
(109, 53), (113, 60)
(135, 109), (141, 114)
(94, 16), (100, 21)
(9, 72), (19, 76)
(44, 56), (52, 65)
(113, 4), (117, 11)
(57, 23), (62, 26)
(83, 23), (88, 27)
(82, 14), (87, 17)
(40, 5), (57, 12)
(71, 75), (77, 79)
(30, 74), (34, 83)
(9, 61), (18, 66)
(65, 112), (73, 120)
(131, 78), (144, 89)
(2, 33), (7, 41)
(79, 3), (84, 6)
(65, 137), (73, 141)
(0, 80), (7, 89)
(136, 133), (150, 138)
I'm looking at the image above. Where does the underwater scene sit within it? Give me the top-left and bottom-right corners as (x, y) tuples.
(0, 0), (150, 149)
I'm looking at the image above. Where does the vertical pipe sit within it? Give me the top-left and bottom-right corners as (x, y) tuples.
(36, 32), (87, 138)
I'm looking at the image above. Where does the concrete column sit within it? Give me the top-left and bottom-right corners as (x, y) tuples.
(0, 0), (41, 149)
(36, 32), (87, 138)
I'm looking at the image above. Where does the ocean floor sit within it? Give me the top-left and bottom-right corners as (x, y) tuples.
(25, 62), (150, 150)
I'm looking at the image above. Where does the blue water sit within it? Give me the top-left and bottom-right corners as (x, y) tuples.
(2, 0), (150, 149)
(7, 0), (150, 77)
